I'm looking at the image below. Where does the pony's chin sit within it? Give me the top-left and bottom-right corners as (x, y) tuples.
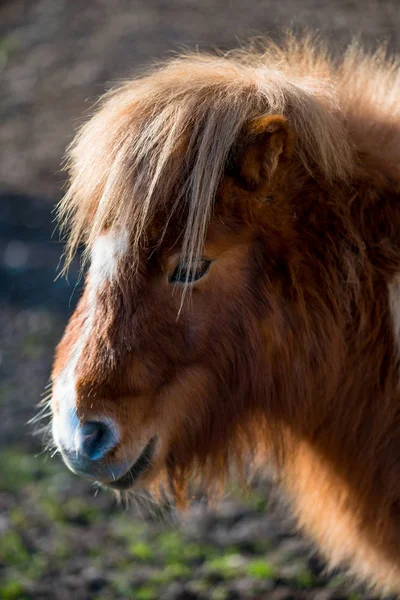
(102, 436), (158, 491)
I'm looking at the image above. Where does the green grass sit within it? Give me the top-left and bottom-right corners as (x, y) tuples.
(0, 530), (48, 583)
(204, 554), (244, 581)
(0, 447), (360, 599)
(0, 579), (27, 600)
(0, 531), (31, 567)
(245, 559), (276, 580)
(0, 448), (58, 491)
(128, 541), (153, 561)
(151, 563), (192, 585)
(135, 586), (158, 600)
(294, 568), (316, 589)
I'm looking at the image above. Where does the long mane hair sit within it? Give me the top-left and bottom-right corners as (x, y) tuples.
(59, 34), (400, 273)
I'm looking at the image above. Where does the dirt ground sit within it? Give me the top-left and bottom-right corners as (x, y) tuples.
(1, 1), (400, 598)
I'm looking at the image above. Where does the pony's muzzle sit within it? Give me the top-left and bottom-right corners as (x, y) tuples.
(59, 418), (128, 483)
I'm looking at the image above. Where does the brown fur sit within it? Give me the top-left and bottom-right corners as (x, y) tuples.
(52, 35), (400, 594)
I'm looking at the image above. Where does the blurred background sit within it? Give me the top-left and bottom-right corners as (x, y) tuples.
(1, 1), (400, 599)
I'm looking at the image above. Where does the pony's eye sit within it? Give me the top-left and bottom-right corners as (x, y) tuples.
(169, 259), (212, 284)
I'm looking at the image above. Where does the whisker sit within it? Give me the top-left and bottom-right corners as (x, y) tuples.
(27, 409), (53, 425)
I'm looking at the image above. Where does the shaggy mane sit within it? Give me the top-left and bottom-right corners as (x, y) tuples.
(59, 34), (400, 272)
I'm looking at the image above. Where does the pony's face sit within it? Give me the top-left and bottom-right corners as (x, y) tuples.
(51, 115), (295, 492)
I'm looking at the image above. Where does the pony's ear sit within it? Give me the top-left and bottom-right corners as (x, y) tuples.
(233, 115), (292, 188)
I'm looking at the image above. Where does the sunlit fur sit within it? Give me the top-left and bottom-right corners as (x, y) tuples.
(52, 35), (400, 594)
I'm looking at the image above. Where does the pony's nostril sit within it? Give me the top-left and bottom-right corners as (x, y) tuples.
(74, 420), (118, 461)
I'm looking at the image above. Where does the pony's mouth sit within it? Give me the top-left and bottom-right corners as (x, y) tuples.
(105, 437), (157, 490)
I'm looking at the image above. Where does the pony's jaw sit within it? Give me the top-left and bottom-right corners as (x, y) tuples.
(104, 436), (159, 490)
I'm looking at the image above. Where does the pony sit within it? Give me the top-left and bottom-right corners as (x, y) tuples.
(49, 35), (400, 594)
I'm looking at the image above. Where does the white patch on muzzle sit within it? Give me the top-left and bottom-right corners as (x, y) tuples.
(52, 229), (129, 451)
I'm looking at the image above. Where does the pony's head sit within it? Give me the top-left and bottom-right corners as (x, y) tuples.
(50, 43), (353, 497)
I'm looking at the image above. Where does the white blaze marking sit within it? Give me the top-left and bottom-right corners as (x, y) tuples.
(90, 229), (129, 291)
(52, 229), (129, 451)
